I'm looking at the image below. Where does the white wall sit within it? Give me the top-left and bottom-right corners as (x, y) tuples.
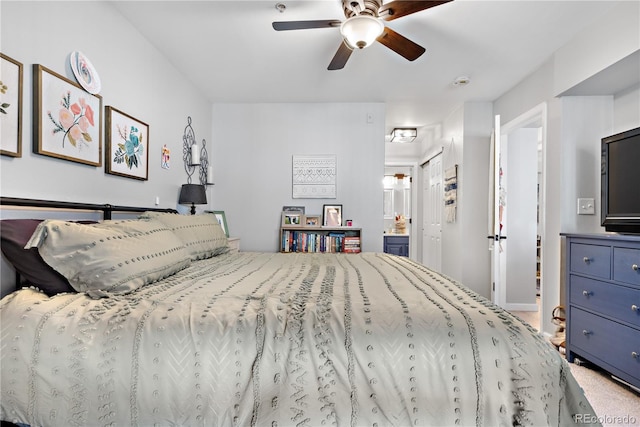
(422, 102), (493, 298)
(493, 2), (639, 335)
(210, 103), (385, 253)
(0, 1), (213, 211)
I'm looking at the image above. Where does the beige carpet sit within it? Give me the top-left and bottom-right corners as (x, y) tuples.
(511, 308), (640, 426)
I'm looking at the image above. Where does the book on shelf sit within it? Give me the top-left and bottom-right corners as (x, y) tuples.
(280, 229), (361, 253)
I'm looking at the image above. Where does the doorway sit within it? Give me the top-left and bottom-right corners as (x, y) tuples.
(383, 164), (418, 260)
(493, 104), (546, 328)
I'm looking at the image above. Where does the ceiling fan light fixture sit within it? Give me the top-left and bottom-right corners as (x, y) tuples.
(340, 15), (384, 49)
(390, 127), (417, 143)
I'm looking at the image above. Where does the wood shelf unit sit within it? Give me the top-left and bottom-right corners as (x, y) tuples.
(280, 226), (361, 253)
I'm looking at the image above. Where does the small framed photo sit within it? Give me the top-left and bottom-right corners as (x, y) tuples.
(345, 219), (353, 227)
(283, 205), (305, 214)
(33, 64), (102, 166)
(305, 215), (321, 227)
(105, 106), (149, 180)
(323, 204), (342, 227)
(211, 210), (229, 237)
(1, 53), (23, 157)
(282, 211), (302, 227)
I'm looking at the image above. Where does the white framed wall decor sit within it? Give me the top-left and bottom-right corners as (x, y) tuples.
(292, 154), (336, 199)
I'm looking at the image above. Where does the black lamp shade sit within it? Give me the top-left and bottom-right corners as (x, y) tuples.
(179, 184), (207, 214)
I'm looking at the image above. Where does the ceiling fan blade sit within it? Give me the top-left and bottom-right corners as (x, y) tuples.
(378, 1), (451, 21)
(272, 20), (341, 31)
(377, 27), (426, 61)
(328, 41), (354, 70)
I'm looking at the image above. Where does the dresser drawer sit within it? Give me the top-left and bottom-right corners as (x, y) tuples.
(570, 275), (640, 328)
(613, 247), (640, 286)
(570, 243), (611, 279)
(570, 308), (640, 380)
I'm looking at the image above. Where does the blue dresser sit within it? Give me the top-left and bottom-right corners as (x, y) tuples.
(563, 233), (640, 390)
(384, 234), (409, 257)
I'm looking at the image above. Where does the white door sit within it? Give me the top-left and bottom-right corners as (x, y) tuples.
(489, 116), (505, 305)
(422, 153), (442, 271)
(490, 114), (540, 310)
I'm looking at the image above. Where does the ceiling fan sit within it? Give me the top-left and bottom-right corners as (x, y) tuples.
(272, 0), (452, 70)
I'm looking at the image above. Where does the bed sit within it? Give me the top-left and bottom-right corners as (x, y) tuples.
(0, 197), (599, 426)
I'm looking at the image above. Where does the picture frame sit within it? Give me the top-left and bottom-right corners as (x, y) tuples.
(211, 210), (229, 237)
(283, 205), (305, 214)
(323, 204), (342, 227)
(281, 211), (302, 227)
(305, 214), (321, 227)
(32, 64), (102, 166)
(1, 53), (23, 157)
(105, 106), (149, 180)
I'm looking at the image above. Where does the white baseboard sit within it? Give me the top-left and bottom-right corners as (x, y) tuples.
(504, 303), (539, 312)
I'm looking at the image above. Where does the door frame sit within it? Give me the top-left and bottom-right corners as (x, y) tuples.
(498, 103), (547, 323)
(385, 161), (419, 261)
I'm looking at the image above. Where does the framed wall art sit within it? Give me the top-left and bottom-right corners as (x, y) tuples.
(1, 53), (23, 157)
(33, 64), (102, 166)
(210, 210), (229, 237)
(105, 106), (149, 180)
(292, 154), (336, 199)
(323, 204), (342, 227)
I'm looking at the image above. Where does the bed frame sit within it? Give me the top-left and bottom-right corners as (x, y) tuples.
(0, 196), (176, 220)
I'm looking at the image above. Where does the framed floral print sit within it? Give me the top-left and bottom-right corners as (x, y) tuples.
(105, 106), (149, 180)
(1, 53), (23, 157)
(33, 64), (102, 166)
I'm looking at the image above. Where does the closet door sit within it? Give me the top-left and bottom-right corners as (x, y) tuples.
(422, 152), (442, 271)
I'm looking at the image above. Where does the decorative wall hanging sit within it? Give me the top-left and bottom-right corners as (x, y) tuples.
(161, 144), (171, 169)
(0, 53), (23, 157)
(182, 116), (212, 185)
(69, 51), (101, 94)
(33, 64), (102, 166)
(444, 165), (458, 223)
(292, 154), (336, 198)
(105, 106), (149, 180)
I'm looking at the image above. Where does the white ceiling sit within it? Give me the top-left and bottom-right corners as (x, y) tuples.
(111, 0), (623, 135)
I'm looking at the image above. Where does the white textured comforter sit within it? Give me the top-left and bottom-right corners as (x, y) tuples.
(1, 252), (598, 426)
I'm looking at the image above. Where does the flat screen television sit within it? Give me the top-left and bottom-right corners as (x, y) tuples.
(601, 126), (640, 233)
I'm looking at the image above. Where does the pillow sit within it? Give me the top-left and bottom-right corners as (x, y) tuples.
(25, 218), (191, 298)
(0, 219), (82, 296)
(139, 211), (229, 260)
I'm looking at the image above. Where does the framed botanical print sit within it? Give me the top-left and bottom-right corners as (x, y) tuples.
(105, 106), (149, 180)
(1, 53), (23, 157)
(33, 64), (102, 166)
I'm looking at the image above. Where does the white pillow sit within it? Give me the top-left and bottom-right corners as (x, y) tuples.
(26, 218), (191, 298)
(139, 212), (229, 260)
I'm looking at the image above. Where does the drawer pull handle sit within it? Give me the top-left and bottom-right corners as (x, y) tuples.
(633, 352), (639, 359)
(633, 264), (639, 271)
(582, 330), (592, 336)
(632, 305), (639, 312)
(582, 290), (593, 297)
(583, 257), (591, 264)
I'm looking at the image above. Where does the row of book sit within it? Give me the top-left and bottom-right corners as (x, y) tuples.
(281, 230), (361, 253)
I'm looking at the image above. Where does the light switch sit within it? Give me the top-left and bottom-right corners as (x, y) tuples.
(577, 198), (595, 215)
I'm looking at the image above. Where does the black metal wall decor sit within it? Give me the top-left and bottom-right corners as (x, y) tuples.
(182, 116), (213, 185)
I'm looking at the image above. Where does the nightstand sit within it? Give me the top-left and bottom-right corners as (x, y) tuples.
(227, 237), (240, 253)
